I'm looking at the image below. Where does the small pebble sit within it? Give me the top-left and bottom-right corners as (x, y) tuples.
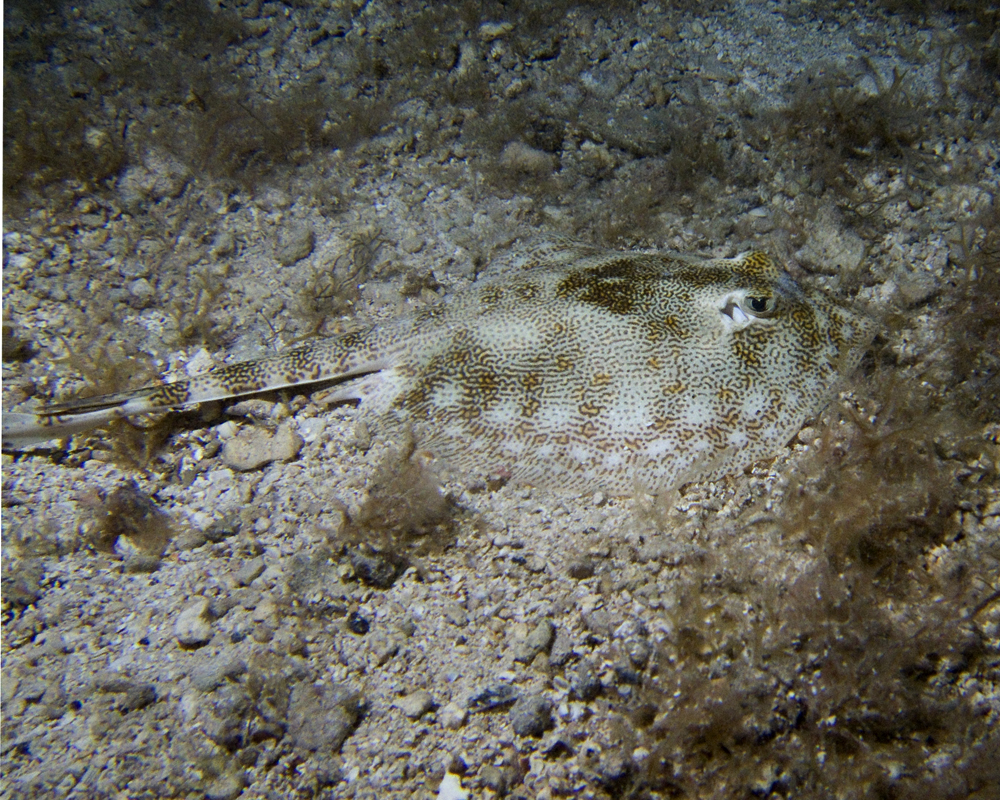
(122, 683), (157, 712)
(235, 556), (266, 587)
(42, 682), (68, 719)
(204, 516), (241, 543)
(347, 611), (370, 635)
(598, 752), (631, 787)
(471, 683), (519, 712)
(614, 663), (642, 686)
(397, 690), (435, 720)
(436, 772), (469, 800)
(124, 553), (162, 573)
(897, 271), (938, 306)
(514, 619), (555, 663)
(374, 638), (400, 666)
(287, 682), (363, 753)
(18, 679), (48, 702)
(566, 558), (595, 579)
(350, 549), (403, 589)
(439, 701), (467, 730)
(348, 421), (372, 451)
(175, 598), (213, 647)
(93, 671), (133, 693)
(625, 636), (652, 669)
(204, 772), (245, 800)
(478, 21), (513, 41)
(210, 230), (236, 258)
(498, 142), (554, 177)
(128, 278), (155, 306)
(509, 693), (552, 737)
(571, 660), (601, 701)
(221, 422), (304, 471)
(276, 225), (315, 266)
(548, 627), (574, 668)
(1, 322), (33, 362)
(400, 234), (425, 254)
(175, 529), (209, 550)
(1, 558), (44, 607)
(523, 554), (547, 573)
(479, 765), (507, 793)
(251, 624), (275, 643)
(191, 655), (248, 692)
(443, 603), (468, 627)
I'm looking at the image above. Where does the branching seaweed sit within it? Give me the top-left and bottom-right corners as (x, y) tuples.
(167, 266), (228, 347)
(294, 227), (384, 336)
(609, 203), (1000, 799)
(335, 432), (459, 589)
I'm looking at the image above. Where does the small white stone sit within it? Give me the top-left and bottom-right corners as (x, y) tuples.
(216, 420), (239, 440)
(436, 773), (469, 800)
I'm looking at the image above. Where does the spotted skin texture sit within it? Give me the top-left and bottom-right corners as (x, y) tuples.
(3, 239), (876, 494)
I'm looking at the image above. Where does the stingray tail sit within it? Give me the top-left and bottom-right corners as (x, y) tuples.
(2, 332), (388, 449)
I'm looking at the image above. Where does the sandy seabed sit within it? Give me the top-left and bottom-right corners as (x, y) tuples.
(3, 1), (998, 798)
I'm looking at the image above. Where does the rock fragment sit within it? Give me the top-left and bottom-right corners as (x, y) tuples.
(122, 683), (158, 712)
(514, 618), (556, 663)
(509, 693), (552, 737)
(793, 205), (865, 276)
(287, 682), (363, 753)
(1, 557), (44, 607)
(479, 765), (507, 793)
(548, 627), (574, 668)
(566, 557), (595, 579)
(468, 684), (518, 711)
(396, 689), (435, 720)
(235, 556), (266, 587)
(350, 549), (405, 589)
(204, 771), (245, 800)
(624, 635), (652, 669)
(194, 683), (254, 749)
(400, 234), (425, 254)
(479, 21), (513, 41)
(276, 224), (315, 266)
(498, 142), (554, 177)
(97, 482), (173, 560)
(571, 659), (602, 701)
(191, 655), (248, 692)
(439, 701), (467, 730)
(124, 554), (162, 573)
(175, 597), (213, 647)
(221, 422), (303, 471)
(436, 772), (469, 800)
(347, 611), (370, 635)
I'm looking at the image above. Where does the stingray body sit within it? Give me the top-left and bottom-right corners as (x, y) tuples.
(2, 238), (875, 493)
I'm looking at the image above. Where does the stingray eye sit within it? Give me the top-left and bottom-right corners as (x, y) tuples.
(745, 296), (775, 316)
